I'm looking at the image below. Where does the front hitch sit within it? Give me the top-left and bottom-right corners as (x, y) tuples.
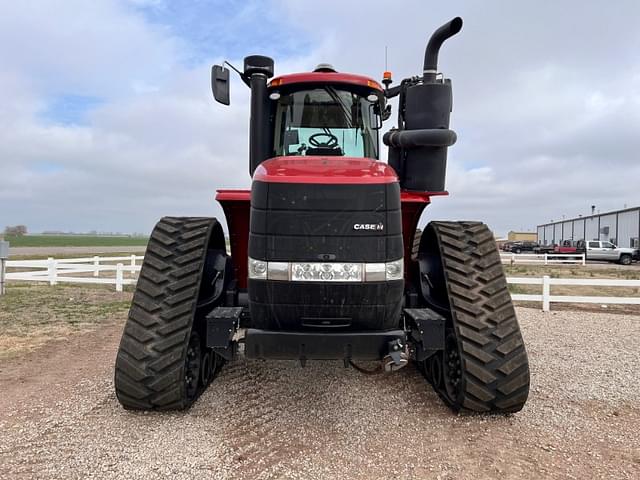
(382, 339), (409, 372)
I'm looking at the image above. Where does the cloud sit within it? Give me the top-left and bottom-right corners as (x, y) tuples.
(277, 0), (640, 234)
(1, 1), (233, 232)
(2, 0), (640, 238)
(0, 1), (183, 99)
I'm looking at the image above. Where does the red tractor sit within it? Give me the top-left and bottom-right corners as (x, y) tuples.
(114, 17), (530, 413)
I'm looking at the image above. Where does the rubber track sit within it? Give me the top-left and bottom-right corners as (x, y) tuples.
(114, 217), (217, 410)
(426, 221), (530, 413)
(411, 228), (422, 261)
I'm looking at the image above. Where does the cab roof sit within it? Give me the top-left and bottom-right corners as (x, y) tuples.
(269, 72), (383, 91)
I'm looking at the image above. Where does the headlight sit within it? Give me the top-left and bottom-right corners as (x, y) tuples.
(248, 258), (403, 282)
(291, 262), (363, 282)
(385, 259), (404, 281)
(248, 258), (267, 279)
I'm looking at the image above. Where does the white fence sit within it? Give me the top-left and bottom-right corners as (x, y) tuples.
(4, 256), (640, 311)
(507, 276), (640, 311)
(5, 255), (143, 292)
(501, 252), (585, 266)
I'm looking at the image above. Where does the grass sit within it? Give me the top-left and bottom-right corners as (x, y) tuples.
(4, 234), (149, 248)
(504, 264), (640, 280)
(0, 283), (131, 360)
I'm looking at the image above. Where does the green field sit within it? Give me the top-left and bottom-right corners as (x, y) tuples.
(3, 235), (149, 248)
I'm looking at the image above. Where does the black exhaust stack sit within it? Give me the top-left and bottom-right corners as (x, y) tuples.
(423, 17), (463, 82)
(385, 17), (462, 192)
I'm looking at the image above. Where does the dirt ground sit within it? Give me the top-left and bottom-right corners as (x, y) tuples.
(0, 289), (639, 479)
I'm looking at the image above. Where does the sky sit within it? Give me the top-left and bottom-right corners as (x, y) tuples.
(1, 0), (639, 237)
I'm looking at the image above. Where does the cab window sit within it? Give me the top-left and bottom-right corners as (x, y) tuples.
(272, 86), (380, 159)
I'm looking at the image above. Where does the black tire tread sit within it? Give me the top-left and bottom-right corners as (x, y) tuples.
(114, 216), (218, 410)
(411, 228), (422, 261)
(425, 221), (530, 413)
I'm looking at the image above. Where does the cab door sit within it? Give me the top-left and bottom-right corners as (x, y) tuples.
(600, 241), (618, 260)
(588, 241), (605, 260)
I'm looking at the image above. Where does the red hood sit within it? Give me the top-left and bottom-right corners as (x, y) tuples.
(252, 156), (398, 185)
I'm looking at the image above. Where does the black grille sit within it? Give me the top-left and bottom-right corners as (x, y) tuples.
(248, 180), (404, 331)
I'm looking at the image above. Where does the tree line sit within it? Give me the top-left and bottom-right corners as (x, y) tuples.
(4, 225), (28, 236)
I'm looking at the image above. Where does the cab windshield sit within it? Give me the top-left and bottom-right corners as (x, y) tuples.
(272, 86), (379, 159)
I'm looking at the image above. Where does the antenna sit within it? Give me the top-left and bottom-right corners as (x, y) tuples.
(382, 46), (393, 89)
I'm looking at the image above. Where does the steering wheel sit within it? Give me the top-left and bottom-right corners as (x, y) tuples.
(309, 132), (339, 149)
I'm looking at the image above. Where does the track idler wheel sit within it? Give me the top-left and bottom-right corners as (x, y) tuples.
(200, 346), (223, 388)
(427, 353), (442, 389)
(184, 333), (202, 401)
(441, 332), (462, 403)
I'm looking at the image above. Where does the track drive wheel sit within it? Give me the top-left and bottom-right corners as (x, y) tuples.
(417, 221), (530, 413)
(114, 217), (230, 410)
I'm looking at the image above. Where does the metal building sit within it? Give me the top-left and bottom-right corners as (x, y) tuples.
(507, 231), (537, 241)
(537, 207), (640, 248)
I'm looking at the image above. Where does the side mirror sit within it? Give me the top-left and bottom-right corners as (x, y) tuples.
(369, 103), (383, 130)
(211, 65), (230, 105)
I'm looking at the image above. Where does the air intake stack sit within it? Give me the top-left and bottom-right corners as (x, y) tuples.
(244, 55), (275, 176)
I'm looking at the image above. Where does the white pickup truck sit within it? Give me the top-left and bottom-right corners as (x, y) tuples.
(585, 241), (638, 265)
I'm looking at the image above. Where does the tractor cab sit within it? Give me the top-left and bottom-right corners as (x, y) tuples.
(211, 56), (386, 175)
(268, 69), (383, 159)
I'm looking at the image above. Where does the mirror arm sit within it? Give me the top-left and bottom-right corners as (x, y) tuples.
(224, 61), (251, 87)
(384, 85), (402, 99)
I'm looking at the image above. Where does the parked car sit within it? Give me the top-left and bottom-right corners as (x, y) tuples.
(501, 241), (514, 251)
(534, 243), (555, 254)
(585, 241), (637, 265)
(535, 240), (586, 257)
(508, 241), (538, 254)
(554, 240), (586, 256)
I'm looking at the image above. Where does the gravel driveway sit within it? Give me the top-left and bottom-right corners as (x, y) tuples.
(1, 308), (639, 479)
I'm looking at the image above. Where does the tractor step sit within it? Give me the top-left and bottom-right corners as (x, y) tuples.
(404, 308), (446, 360)
(244, 329), (406, 362)
(205, 306), (243, 360)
